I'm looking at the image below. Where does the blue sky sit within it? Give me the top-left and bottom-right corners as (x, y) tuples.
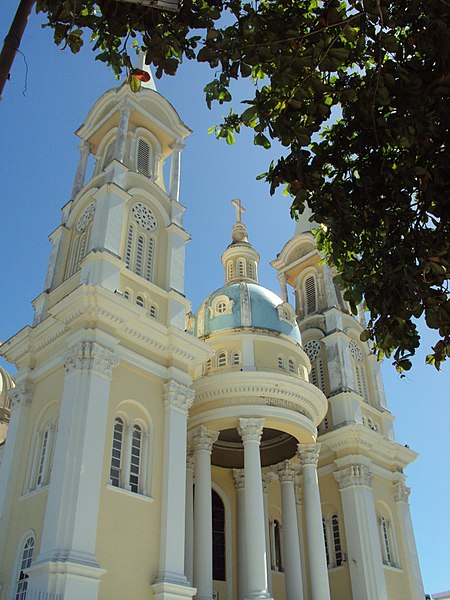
(0, 3), (448, 594)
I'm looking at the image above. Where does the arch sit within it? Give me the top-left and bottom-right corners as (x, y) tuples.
(322, 510), (344, 568)
(102, 137), (116, 170)
(288, 358), (296, 373)
(149, 303), (158, 318)
(217, 351), (227, 368)
(236, 258), (246, 278)
(65, 201), (96, 278)
(231, 351), (241, 366)
(304, 339), (326, 393)
(136, 294), (145, 308)
(226, 260), (234, 282)
(12, 530), (35, 600)
(349, 338), (370, 403)
(136, 137), (152, 178)
(24, 402), (59, 494)
(376, 502), (399, 568)
(277, 355), (286, 370)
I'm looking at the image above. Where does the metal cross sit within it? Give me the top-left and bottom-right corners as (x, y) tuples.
(231, 198), (246, 223)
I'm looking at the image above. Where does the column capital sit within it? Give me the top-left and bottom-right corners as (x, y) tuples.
(8, 379), (33, 410)
(393, 480), (411, 503)
(233, 468), (245, 491)
(262, 471), (275, 493)
(334, 464), (373, 490)
(64, 342), (119, 378)
(238, 417), (264, 443)
(274, 460), (298, 484)
(78, 139), (90, 154)
(171, 139), (185, 152)
(191, 425), (219, 454)
(186, 448), (195, 471)
(119, 101), (132, 116)
(297, 442), (321, 467)
(163, 380), (195, 413)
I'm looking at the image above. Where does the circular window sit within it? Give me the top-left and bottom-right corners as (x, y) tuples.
(216, 301), (227, 314)
(132, 202), (157, 231)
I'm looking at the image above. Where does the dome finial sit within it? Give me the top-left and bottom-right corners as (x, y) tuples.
(231, 198), (248, 243)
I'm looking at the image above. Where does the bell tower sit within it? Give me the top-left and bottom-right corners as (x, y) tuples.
(271, 210), (425, 600)
(0, 78), (210, 600)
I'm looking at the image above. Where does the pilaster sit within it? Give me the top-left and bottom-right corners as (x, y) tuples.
(334, 463), (387, 600)
(26, 341), (118, 599)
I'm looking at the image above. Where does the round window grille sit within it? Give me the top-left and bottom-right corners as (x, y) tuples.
(304, 340), (321, 361)
(349, 340), (363, 362)
(216, 301), (227, 314)
(132, 202), (157, 231)
(76, 202), (96, 232)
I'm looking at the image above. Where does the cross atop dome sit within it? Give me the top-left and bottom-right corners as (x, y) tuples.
(231, 198), (245, 224)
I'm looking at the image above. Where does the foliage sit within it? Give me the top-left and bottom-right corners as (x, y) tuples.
(36, 0), (450, 371)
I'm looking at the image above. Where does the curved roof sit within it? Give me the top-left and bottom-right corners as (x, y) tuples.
(194, 282), (301, 344)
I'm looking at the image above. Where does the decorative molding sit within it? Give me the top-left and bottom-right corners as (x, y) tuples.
(393, 480), (411, 503)
(297, 442), (321, 467)
(262, 471), (275, 493)
(238, 417), (264, 443)
(186, 449), (195, 471)
(274, 460), (298, 484)
(233, 468), (245, 491)
(163, 380), (195, 413)
(8, 380), (33, 409)
(334, 464), (373, 490)
(63, 342), (119, 377)
(191, 424), (219, 453)
(76, 202), (96, 232)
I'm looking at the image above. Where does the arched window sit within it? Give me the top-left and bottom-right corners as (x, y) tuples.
(25, 412), (58, 494)
(304, 274), (317, 315)
(136, 138), (152, 177)
(217, 351), (227, 368)
(247, 261), (255, 279)
(109, 416), (150, 497)
(14, 534), (35, 600)
(349, 340), (369, 402)
(231, 351), (241, 366)
(136, 295), (145, 308)
(237, 258), (246, 278)
(35, 426), (50, 487)
(277, 355), (286, 370)
(129, 425), (142, 493)
(66, 202), (96, 278)
(102, 138), (115, 170)
(206, 358), (212, 372)
(323, 513), (344, 568)
(227, 261), (234, 281)
(288, 358), (295, 373)
(212, 490), (226, 581)
(125, 202), (157, 282)
(110, 417), (124, 488)
(123, 290), (130, 301)
(332, 514), (343, 566)
(273, 520), (283, 572)
(304, 340), (325, 393)
(378, 515), (399, 567)
(149, 304), (158, 318)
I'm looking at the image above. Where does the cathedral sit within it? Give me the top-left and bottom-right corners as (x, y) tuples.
(0, 70), (425, 600)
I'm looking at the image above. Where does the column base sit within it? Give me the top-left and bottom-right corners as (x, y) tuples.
(245, 593), (273, 600)
(25, 555), (105, 600)
(152, 580), (196, 600)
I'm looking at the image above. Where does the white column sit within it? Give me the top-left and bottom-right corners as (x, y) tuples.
(26, 342), (119, 599)
(297, 444), (331, 600)
(169, 140), (185, 202)
(113, 103), (131, 162)
(262, 473), (273, 595)
(72, 139), (91, 198)
(233, 469), (247, 600)
(192, 425), (219, 600)
(185, 450), (195, 586)
(152, 381), (196, 600)
(274, 461), (304, 600)
(295, 487), (308, 600)
(0, 380), (33, 563)
(393, 479), (425, 600)
(238, 418), (272, 600)
(322, 263), (339, 308)
(277, 273), (288, 303)
(334, 464), (387, 600)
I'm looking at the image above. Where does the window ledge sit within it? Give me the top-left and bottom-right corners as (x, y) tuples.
(383, 564), (403, 572)
(19, 485), (49, 500)
(328, 564), (346, 571)
(106, 484), (154, 503)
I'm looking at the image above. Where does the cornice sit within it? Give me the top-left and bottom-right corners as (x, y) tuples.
(319, 424), (418, 469)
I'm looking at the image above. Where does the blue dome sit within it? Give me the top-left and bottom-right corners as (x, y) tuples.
(194, 282), (301, 344)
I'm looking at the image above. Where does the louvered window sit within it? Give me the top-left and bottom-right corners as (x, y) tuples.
(146, 238), (155, 282)
(278, 355), (286, 370)
(217, 352), (227, 368)
(237, 259), (246, 278)
(136, 295), (145, 308)
(110, 418), (124, 487)
(288, 358), (295, 373)
(305, 275), (317, 315)
(125, 225), (134, 268)
(103, 139), (115, 170)
(227, 261), (234, 281)
(15, 536), (35, 600)
(124, 203), (157, 283)
(247, 261), (255, 279)
(149, 304), (158, 318)
(137, 139), (152, 177)
(231, 351), (240, 365)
